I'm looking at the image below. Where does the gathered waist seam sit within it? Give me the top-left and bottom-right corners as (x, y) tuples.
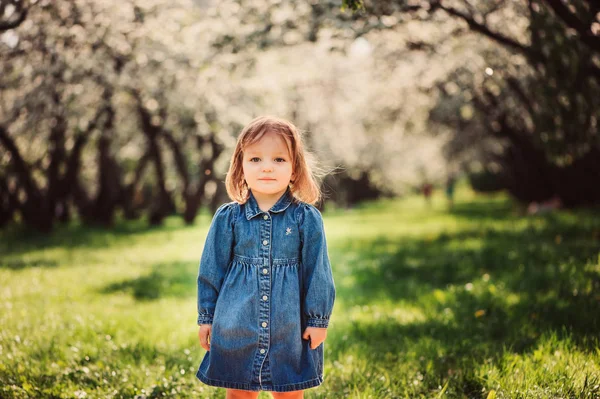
(233, 254), (300, 266)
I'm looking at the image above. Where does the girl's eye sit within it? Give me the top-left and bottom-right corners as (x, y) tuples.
(275, 158), (286, 163)
(250, 157), (260, 162)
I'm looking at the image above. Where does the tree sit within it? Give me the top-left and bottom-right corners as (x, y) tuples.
(339, 0), (600, 205)
(0, 0), (237, 230)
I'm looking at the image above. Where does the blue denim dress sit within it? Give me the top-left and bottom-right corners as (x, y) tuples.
(196, 188), (336, 392)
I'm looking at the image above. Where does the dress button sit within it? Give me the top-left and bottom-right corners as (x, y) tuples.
(262, 240), (269, 245)
(262, 322), (268, 328)
(260, 349), (266, 354)
(262, 295), (268, 301)
(262, 268), (268, 274)
(263, 214), (269, 220)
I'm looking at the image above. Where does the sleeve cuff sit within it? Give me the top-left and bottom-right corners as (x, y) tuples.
(307, 317), (329, 328)
(197, 314), (214, 325)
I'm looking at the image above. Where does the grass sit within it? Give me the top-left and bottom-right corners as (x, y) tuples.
(1, 187), (599, 398)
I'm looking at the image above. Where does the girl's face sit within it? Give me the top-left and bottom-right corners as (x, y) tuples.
(242, 130), (295, 199)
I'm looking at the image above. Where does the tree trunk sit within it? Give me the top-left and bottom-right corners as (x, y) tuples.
(89, 94), (123, 227)
(0, 125), (53, 232)
(209, 178), (227, 215)
(184, 133), (224, 224)
(122, 151), (151, 220)
(131, 89), (171, 225)
(0, 173), (17, 227)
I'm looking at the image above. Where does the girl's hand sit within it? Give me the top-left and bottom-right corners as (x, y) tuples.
(198, 324), (212, 351)
(302, 327), (327, 349)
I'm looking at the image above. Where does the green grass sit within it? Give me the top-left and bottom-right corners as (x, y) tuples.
(1, 188), (600, 398)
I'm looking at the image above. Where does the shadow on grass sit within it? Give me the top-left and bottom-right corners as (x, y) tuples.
(333, 207), (600, 356)
(0, 258), (60, 270)
(326, 205), (600, 396)
(0, 215), (206, 259)
(447, 196), (518, 221)
(1, 339), (200, 399)
(101, 261), (197, 300)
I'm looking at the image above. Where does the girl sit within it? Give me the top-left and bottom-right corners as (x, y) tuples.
(196, 116), (336, 399)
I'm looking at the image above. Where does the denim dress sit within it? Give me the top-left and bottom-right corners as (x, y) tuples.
(196, 188), (336, 392)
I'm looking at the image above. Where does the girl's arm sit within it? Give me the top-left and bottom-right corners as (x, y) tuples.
(197, 202), (236, 325)
(299, 204), (336, 329)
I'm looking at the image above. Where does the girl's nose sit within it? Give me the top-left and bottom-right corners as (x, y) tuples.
(262, 162), (273, 172)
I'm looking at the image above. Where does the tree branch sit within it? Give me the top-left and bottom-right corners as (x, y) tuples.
(544, 0), (600, 54)
(0, 0), (28, 32)
(161, 129), (190, 190)
(505, 76), (536, 126)
(0, 124), (40, 200)
(438, 3), (538, 58)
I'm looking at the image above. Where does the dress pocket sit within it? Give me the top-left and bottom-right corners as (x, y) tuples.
(309, 342), (323, 377)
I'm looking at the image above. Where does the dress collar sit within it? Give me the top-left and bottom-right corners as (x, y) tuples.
(245, 188), (294, 220)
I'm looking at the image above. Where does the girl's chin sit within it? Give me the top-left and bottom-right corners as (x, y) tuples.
(255, 180), (280, 187)
(251, 185), (287, 195)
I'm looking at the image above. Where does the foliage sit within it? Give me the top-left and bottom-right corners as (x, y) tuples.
(337, 0), (600, 205)
(1, 0), (457, 232)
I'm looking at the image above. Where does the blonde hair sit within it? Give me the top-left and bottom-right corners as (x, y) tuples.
(225, 116), (321, 205)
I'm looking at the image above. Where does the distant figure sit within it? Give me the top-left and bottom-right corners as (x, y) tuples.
(527, 195), (562, 215)
(445, 174), (456, 209)
(422, 182), (433, 207)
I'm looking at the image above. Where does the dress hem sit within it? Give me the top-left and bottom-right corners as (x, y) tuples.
(196, 371), (323, 392)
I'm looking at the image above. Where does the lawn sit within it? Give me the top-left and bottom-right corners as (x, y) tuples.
(1, 188), (599, 398)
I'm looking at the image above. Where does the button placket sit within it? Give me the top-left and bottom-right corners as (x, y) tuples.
(256, 211), (272, 387)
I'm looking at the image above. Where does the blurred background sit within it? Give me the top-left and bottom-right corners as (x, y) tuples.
(1, 0), (598, 230)
(1, 0), (600, 398)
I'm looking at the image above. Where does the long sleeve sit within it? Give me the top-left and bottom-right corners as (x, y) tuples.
(197, 202), (236, 325)
(298, 204), (336, 328)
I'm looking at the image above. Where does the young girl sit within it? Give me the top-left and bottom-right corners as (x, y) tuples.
(196, 116), (336, 399)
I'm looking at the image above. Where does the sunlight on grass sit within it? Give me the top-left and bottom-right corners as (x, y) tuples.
(1, 189), (600, 398)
